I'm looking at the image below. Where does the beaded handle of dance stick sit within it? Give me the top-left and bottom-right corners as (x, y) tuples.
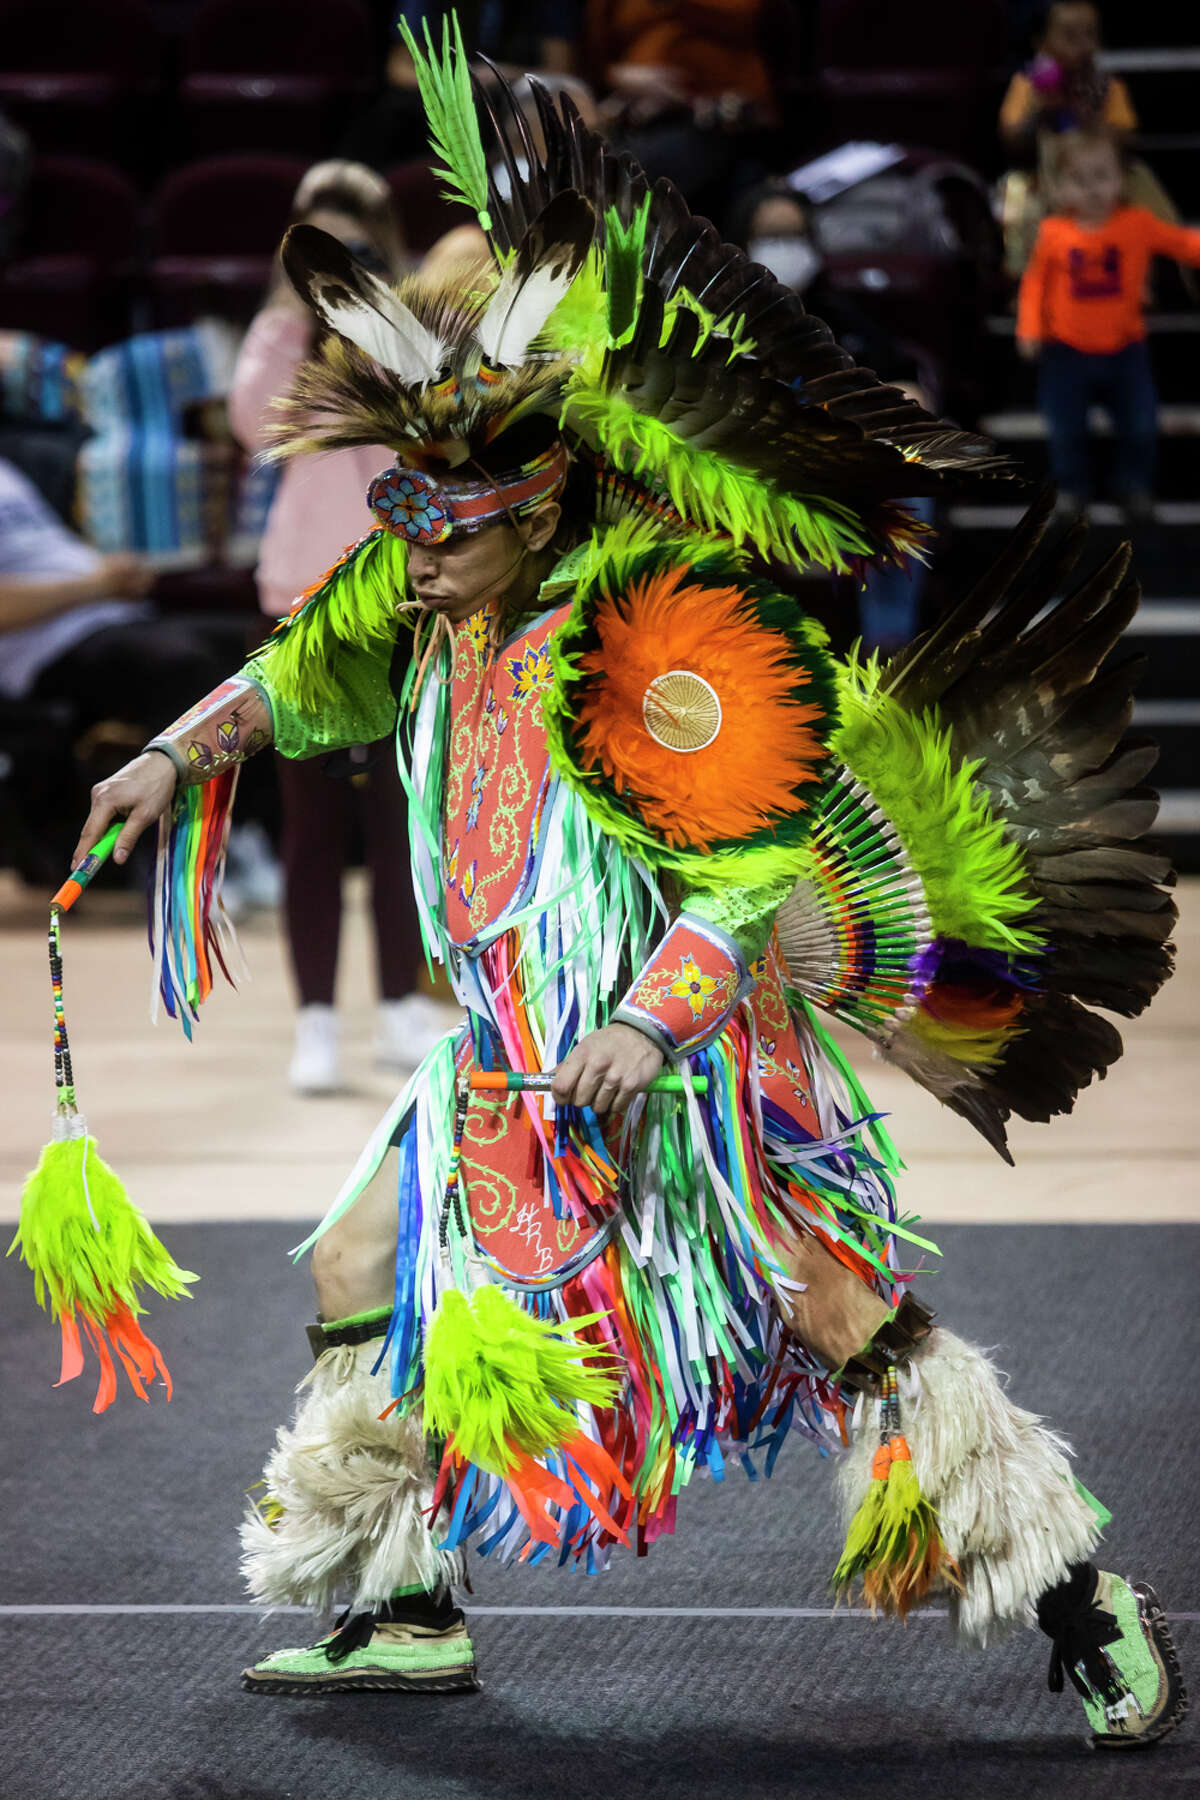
(46, 821), (123, 1115)
(469, 1070), (710, 1094)
(51, 821), (123, 914)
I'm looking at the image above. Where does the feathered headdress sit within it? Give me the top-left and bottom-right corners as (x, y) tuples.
(269, 11), (1012, 572)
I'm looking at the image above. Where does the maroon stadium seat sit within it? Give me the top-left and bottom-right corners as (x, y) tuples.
(180, 0), (375, 157)
(0, 0), (161, 162)
(0, 158), (141, 349)
(147, 155), (306, 327)
(386, 158), (474, 257)
(814, 0), (1008, 166)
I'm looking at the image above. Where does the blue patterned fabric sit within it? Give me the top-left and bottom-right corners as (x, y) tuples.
(78, 323), (277, 561)
(0, 332), (85, 424)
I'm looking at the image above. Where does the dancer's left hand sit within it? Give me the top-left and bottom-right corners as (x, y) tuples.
(551, 1023), (664, 1115)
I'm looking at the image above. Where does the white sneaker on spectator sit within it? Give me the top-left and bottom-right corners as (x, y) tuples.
(289, 1005), (341, 1094)
(225, 822), (284, 911)
(376, 994), (460, 1071)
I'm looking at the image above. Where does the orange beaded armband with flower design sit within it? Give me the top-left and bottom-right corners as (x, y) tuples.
(613, 915), (756, 1057)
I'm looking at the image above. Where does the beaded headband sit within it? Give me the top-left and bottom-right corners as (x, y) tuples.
(367, 440), (569, 545)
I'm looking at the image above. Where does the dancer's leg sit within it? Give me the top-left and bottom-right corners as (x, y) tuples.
(241, 1157), (476, 1695)
(778, 1230), (1185, 1746)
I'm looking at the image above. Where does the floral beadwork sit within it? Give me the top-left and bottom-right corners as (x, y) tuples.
(368, 465), (451, 544)
(668, 954), (720, 1020)
(614, 916), (755, 1054)
(508, 643), (553, 698)
(630, 961), (738, 1020)
(465, 608), (492, 659)
(442, 605), (563, 942)
(466, 761), (488, 832)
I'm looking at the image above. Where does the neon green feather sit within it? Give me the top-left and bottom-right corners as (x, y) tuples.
(398, 14), (492, 232)
(660, 289), (757, 362)
(562, 387), (874, 573)
(10, 1133), (197, 1323)
(832, 1468), (890, 1588)
(424, 1285), (620, 1473)
(249, 528), (408, 721)
(603, 197), (650, 346)
(832, 652), (1043, 953)
(543, 250), (608, 377)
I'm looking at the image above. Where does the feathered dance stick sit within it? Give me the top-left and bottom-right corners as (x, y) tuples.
(9, 824), (197, 1412)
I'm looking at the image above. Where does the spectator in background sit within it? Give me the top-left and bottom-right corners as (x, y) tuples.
(230, 160), (447, 1096)
(732, 181), (937, 650)
(998, 1), (1181, 278)
(342, 0), (584, 174)
(733, 182), (931, 388)
(999, 1), (1135, 159)
(593, 0), (775, 226)
(1017, 129), (1200, 525)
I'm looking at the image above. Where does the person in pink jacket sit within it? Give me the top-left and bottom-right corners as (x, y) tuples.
(230, 161), (452, 1092)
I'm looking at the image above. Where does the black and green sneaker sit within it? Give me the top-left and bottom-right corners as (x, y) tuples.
(243, 1589), (479, 1696)
(1039, 1564), (1187, 1749)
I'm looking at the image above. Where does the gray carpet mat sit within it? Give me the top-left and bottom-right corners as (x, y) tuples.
(2, 1223), (1196, 1798)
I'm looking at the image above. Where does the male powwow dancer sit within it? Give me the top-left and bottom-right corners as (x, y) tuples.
(33, 22), (1186, 1746)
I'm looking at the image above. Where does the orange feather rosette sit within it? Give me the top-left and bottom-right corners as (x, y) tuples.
(571, 561), (834, 852)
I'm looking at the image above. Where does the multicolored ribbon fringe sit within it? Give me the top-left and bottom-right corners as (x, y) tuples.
(150, 769), (245, 1035)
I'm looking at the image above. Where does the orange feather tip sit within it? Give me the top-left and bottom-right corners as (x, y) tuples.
(54, 1302), (175, 1413)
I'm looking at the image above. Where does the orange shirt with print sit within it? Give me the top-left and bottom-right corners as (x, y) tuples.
(1017, 206), (1200, 354)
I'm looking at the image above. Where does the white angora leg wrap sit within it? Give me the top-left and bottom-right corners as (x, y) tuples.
(838, 1327), (1103, 1645)
(240, 1339), (461, 1612)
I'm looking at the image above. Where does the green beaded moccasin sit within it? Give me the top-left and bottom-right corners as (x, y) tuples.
(243, 1607), (480, 1696)
(1045, 1571), (1187, 1749)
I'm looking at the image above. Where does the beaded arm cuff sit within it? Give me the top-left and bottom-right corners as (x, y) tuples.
(145, 676), (273, 784)
(613, 913), (755, 1057)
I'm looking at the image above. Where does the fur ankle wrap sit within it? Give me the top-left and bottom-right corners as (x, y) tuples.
(240, 1338), (461, 1612)
(838, 1328), (1103, 1644)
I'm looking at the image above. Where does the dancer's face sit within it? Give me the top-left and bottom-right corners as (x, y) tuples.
(406, 504), (560, 623)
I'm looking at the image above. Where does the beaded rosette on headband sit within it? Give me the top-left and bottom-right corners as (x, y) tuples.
(367, 439), (570, 544)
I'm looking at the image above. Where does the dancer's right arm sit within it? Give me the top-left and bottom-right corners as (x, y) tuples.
(72, 673), (274, 865)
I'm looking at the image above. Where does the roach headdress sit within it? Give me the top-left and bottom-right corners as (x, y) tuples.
(269, 12), (1010, 570)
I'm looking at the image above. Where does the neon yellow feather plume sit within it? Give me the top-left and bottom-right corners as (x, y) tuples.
(832, 652), (1043, 953)
(562, 387), (875, 573)
(398, 13), (492, 231)
(424, 1285), (621, 1474)
(249, 528), (409, 719)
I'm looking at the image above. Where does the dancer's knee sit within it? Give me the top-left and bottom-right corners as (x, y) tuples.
(311, 1163), (398, 1320)
(775, 1227), (892, 1373)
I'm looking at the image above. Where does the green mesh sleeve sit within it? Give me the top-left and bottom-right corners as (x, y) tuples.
(245, 638), (399, 760)
(682, 873), (795, 964)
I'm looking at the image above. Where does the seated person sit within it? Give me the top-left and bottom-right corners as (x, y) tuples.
(0, 456), (258, 876)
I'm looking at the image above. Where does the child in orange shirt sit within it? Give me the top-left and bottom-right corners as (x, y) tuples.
(1017, 130), (1200, 519)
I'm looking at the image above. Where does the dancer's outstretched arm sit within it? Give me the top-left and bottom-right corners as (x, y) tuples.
(72, 673), (274, 866)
